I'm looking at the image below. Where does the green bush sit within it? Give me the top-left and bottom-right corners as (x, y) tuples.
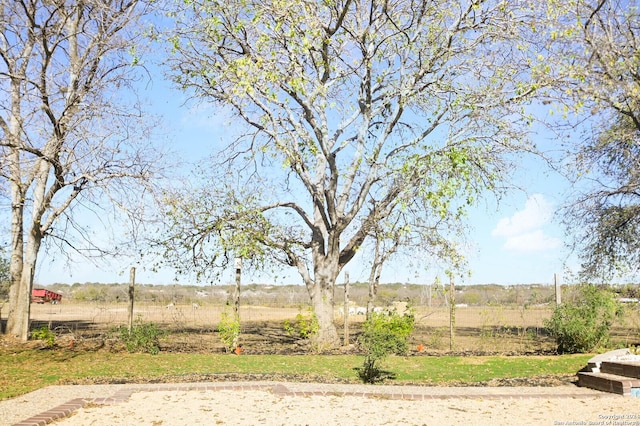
(31, 326), (55, 347)
(218, 307), (241, 353)
(117, 317), (166, 355)
(356, 310), (415, 383)
(0, 248), (9, 300)
(544, 284), (623, 354)
(283, 306), (319, 340)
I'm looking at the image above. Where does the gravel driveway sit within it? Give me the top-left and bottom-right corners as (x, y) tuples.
(3, 381), (639, 426)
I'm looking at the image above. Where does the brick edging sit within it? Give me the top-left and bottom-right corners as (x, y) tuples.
(12, 398), (86, 426)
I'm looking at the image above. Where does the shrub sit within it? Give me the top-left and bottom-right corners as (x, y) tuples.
(31, 325), (55, 347)
(283, 306), (319, 340)
(544, 284), (623, 354)
(356, 310), (415, 383)
(0, 251), (9, 300)
(218, 307), (241, 353)
(117, 317), (166, 355)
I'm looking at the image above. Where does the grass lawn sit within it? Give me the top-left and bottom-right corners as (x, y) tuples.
(0, 347), (592, 400)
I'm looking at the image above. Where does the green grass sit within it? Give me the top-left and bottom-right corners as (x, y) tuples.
(0, 347), (591, 400)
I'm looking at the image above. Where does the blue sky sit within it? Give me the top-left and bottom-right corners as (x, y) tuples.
(35, 66), (576, 288)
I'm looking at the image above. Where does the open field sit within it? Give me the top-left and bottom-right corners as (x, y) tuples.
(29, 300), (553, 327)
(0, 282), (633, 355)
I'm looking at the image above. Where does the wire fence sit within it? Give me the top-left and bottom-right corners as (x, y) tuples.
(21, 282), (640, 353)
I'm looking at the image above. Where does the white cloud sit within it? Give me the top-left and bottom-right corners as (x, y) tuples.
(492, 194), (561, 252)
(492, 194), (552, 237)
(503, 230), (561, 252)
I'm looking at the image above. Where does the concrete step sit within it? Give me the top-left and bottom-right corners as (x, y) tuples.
(600, 361), (640, 379)
(578, 371), (640, 396)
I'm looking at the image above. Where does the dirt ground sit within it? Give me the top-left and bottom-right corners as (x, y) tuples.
(20, 301), (567, 356)
(11, 300), (637, 355)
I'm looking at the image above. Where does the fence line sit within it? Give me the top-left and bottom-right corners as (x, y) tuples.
(22, 282), (640, 353)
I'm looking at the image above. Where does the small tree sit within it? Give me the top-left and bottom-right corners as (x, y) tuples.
(544, 284), (623, 354)
(218, 306), (241, 353)
(357, 310), (415, 383)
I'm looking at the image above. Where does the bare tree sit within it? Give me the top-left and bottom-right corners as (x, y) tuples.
(542, 0), (640, 280)
(0, 0), (163, 340)
(161, 0), (544, 347)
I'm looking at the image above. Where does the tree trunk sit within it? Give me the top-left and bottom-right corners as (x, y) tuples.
(302, 201), (341, 348)
(309, 281), (339, 348)
(6, 239), (40, 341)
(6, 155), (27, 339)
(6, 159), (45, 341)
(366, 238), (384, 319)
(366, 265), (380, 320)
(306, 255), (340, 348)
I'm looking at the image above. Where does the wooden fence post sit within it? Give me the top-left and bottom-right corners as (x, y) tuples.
(449, 275), (455, 351)
(343, 272), (350, 346)
(554, 273), (562, 306)
(128, 267), (136, 333)
(234, 258), (242, 320)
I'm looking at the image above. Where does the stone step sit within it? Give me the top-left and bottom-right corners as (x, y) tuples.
(586, 348), (638, 372)
(600, 361), (640, 379)
(578, 371), (640, 396)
